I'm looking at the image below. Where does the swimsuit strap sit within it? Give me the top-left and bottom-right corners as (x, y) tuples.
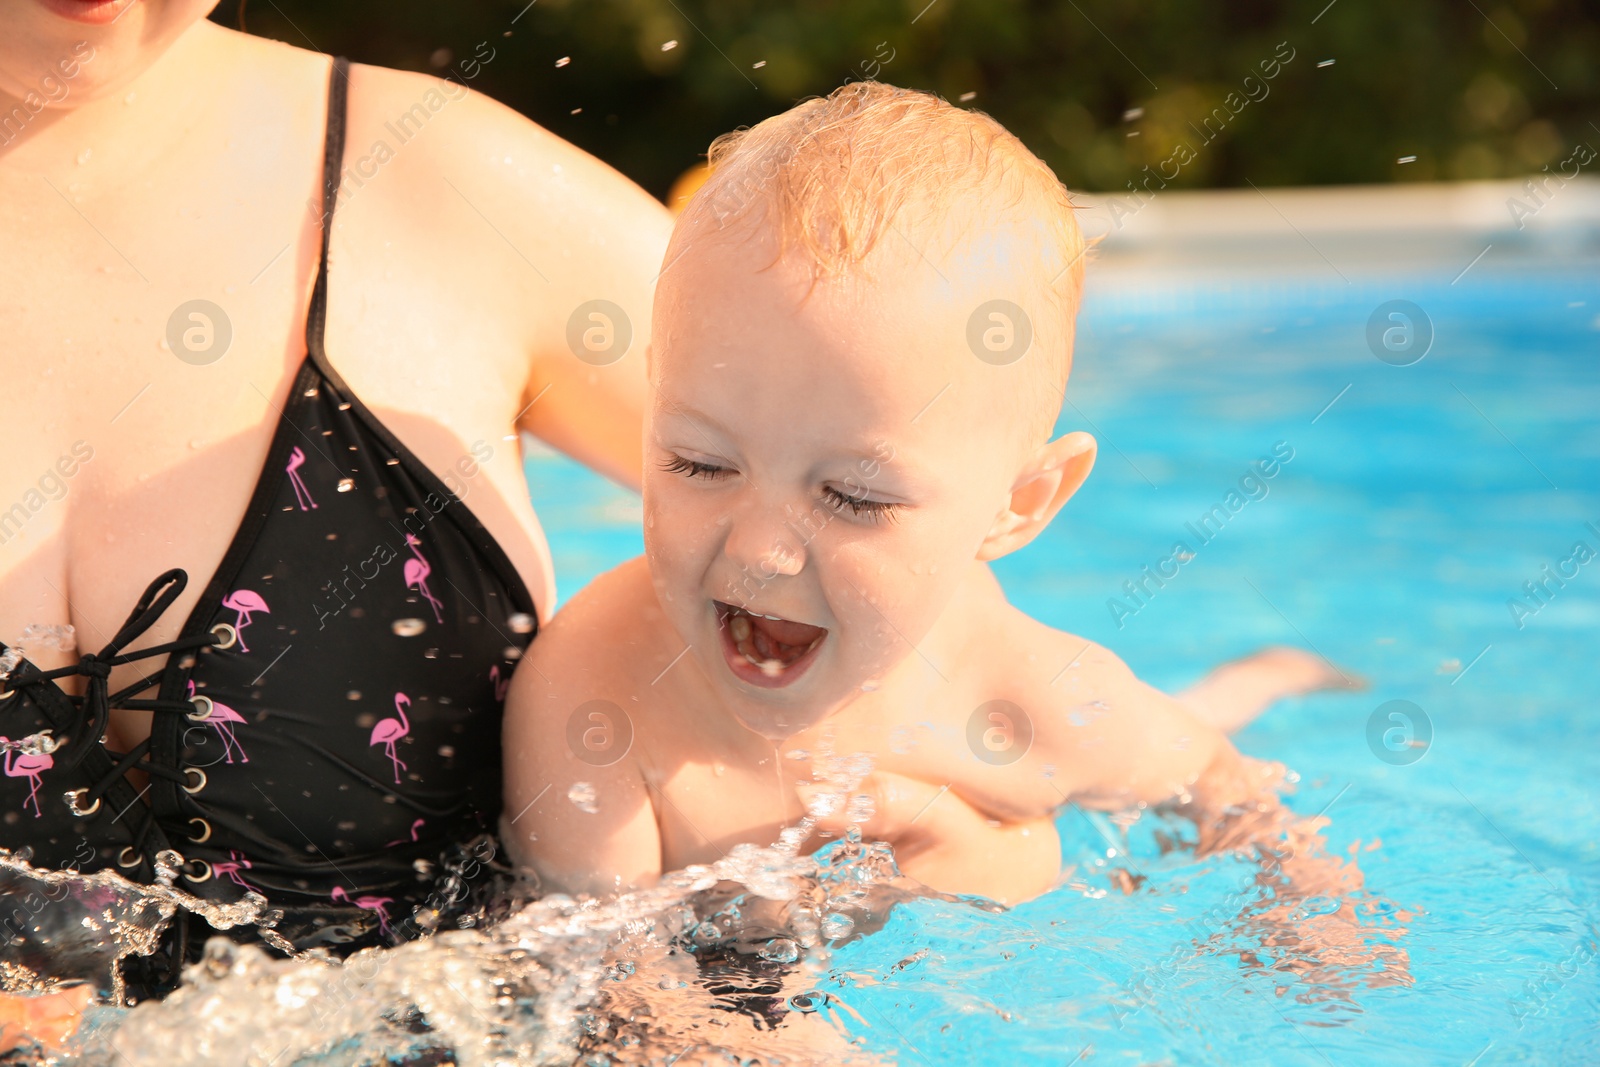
(304, 56), (350, 361)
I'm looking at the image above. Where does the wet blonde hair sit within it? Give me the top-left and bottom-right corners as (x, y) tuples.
(675, 80), (1086, 444)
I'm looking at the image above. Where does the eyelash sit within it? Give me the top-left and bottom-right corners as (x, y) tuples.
(658, 454), (728, 480)
(822, 486), (900, 523)
(660, 454), (902, 523)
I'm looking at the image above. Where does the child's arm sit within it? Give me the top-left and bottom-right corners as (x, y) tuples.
(799, 772), (1061, 905)
(1176, 646), (1364, 733)
(500, 638), (662, 898)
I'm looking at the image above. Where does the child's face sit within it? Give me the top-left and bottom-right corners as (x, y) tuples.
(644, 217), (1060, 740)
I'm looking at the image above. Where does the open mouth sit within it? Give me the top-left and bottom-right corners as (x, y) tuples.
(713, 600), (828, 689)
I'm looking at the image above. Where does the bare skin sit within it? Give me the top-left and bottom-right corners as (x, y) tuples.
(0, 0), (669, 1042)
(0, 11), (671, 754)
(502, 206), (1356, 906)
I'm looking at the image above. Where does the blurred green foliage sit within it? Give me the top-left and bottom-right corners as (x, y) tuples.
(215, 0), (1599, 199)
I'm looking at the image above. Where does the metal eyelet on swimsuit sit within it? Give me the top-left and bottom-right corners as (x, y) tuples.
(117, 846), (141, 868)
(183, 768), (207, 794)
(188, 817), (212, 843)
(64, 788), (101, 817)
(186, 694), (214, 722)
(182, 858), (213, 883)
(208, 622), (238, 651)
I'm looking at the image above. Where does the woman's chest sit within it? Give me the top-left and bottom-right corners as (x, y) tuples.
(0, 182), (552, 726)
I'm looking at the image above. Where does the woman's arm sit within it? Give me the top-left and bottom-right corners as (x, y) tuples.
(387, 79), (674, 491)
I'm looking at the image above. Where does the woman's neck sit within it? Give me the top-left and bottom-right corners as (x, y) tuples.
(0, 20), (236, 174)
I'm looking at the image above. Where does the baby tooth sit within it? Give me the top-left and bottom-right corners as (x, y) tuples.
(730, 615), (752, 641)
(759, 659), (784, 677)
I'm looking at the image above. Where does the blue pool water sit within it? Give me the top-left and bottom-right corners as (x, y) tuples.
(524, 260), (1600, 1065)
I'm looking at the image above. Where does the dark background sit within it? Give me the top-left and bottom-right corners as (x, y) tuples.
(214, 0), (1599, 201)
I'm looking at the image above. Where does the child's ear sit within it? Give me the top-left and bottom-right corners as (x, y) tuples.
(976, 431), (1096, 561)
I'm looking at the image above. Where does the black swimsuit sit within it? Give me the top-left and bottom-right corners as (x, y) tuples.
(0, 58), (537, 992)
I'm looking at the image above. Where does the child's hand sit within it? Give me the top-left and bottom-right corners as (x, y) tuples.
(0, 984), (94, 1054)
(795, 772), (1061, 905)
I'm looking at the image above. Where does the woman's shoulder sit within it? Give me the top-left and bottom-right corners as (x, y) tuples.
(340, 59), (673, 281)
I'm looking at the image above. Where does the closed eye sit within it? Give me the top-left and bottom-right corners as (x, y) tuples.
(821, 485), (900, 522)
(659, 453), (732, 480)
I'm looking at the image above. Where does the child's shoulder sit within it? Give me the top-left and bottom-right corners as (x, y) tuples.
(516, 555), (677, 707)
(976, 604), (1136, 704)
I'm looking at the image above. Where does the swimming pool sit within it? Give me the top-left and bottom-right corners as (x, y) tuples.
(27, 225), (1597, 1067)
(522, 249), (1600, 1065)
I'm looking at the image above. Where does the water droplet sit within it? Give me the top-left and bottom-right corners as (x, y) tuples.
(337, 478), (354, 492)
(437, 745), (455, 758)
(303, 387), (318, 398)
(567, 782), (598, 814)
(346, 690), (361, 701)
(423, 648), (439, 659)
(820, 913), (854, 940)
(784, 749), (810, 761)
(76, 148), (91, 165)
(508, 612), (534, 634)
(760, 937), (800, 964)
(502, 645), (523, 661)
(392, 618), (426, 637)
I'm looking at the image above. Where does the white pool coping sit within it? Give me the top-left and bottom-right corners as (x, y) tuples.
(1072, 177), (1600, 285)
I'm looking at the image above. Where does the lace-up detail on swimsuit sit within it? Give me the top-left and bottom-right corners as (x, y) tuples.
(0, 572), (223, 881)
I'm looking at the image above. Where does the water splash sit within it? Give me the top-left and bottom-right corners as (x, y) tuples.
(16, 624), (77, 653)
(7, 750), (1411, 1066)
(0, 849), (292, 1004)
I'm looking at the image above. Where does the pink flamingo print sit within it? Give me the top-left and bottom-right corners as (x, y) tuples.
(221, 589), (270, 653)
(187, 680), (249, 764)
(213, 850), (262, 894)
(1, 736), (52, 818)
(369, 691), (412, 784)
(330, 885), (394, 937)
(402, 534), (444, 623)
(385, 817), (425, 847)
(286, 446), (318, 510)
(489, 665), (510, 702)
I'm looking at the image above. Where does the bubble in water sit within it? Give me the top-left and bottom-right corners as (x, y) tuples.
(0, 646), (24, 679)
(502, 645), (524, 661)
(845, 793), (876, 824)
(819, 913), (854, 940)
(568, 781), (599, 814)
(785, 749), (810, 761)
(804, 789), (842, 820)
(760, 937), (801, 963)
(391, 618), (426, 637)
(336, 478), (355, 493)
(508, 613), (535, 634)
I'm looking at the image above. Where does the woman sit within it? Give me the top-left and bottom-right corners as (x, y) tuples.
(0, 0), (671, 1024)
